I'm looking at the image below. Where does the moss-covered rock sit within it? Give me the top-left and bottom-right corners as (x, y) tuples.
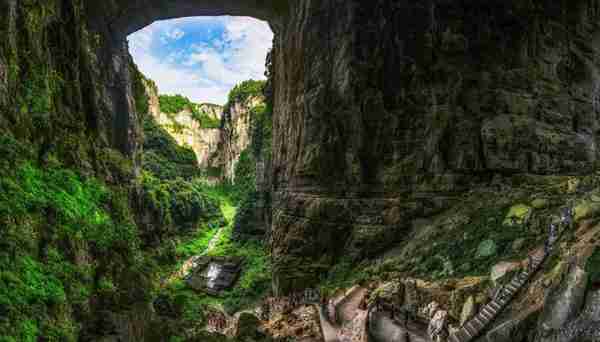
(503, 204), (532, 226)
(573, 200), (600, 222)
(531, 198), (549, 209)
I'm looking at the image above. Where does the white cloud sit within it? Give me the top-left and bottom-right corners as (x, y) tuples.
(166, 28), (185, 40)
(127, 16), (273, 104)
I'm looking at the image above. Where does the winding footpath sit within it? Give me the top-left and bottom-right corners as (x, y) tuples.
(450, 207), (570, 342)
(317, 206), (574, 342)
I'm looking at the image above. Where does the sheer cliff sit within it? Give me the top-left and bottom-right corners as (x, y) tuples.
(3, 0), (600, 340)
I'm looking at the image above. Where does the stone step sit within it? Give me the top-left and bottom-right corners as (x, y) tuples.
(460, 326), (472, 340)
(465, 321), (479, 337)
(477, 313), (490, 325)
(506, 282), (519, 293)
(471, 315), (485, 330)
(481, 306), (494, 319)
(449, 333), (461, 342)
(489, 301), (501, 311)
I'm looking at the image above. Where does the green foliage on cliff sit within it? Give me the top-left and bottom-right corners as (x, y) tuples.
(159, 94), (221, 129)
(191, 109), (221, 129)
(130, 60), (150, 115)
(159, 94), (194, 114)
(142, 116), (199, 180)
(226, 80), (266, 108)
(586, 247), (600, 288)
(140, 172), (221, 232)
(0, 152), (141, 340)
(232, 149), (257, 201)
(250, 104), (271, 157)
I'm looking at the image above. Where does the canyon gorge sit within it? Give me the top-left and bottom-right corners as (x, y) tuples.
(1, 0), (600, 341)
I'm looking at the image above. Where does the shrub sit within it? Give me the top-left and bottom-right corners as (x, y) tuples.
(142, 116), (198, 180)
(225, 80), (266, 108)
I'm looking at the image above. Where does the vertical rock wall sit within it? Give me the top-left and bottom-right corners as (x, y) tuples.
(270, 0), (600, 293)
(218, 95), (266, 182)
(142, 82), (223, 171)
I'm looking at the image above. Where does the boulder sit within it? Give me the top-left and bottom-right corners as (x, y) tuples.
(582, 289), (600, 321)
(531, 198), (549, 209)
(186, 256), (243, 295)
(482, 305), (540, 342)
(537, 262), (588, 334)
(476, 240), (498, 259)
(512, 238), (526, 252)
(573, 201), (600, 222)
(503, 204), (532, 226)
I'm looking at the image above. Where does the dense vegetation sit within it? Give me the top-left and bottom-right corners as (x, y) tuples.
(159, 94), (195, 115)
(225, 80), (266, 108)
(159, 94), (221, 129)
(0, 136), (146, 340)
(0, 49), (272, 339)
(142, 116), (199, 180)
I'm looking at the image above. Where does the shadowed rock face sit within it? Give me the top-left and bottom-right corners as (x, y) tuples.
(269, 0), (600, 294)
(86, 0), (287, 37)
(6, 0), (600, 297)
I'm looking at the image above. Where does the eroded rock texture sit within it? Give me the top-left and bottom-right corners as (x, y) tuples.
(270, 0), (600, 293)
(4, 0), (600, 299)
(217, 95), (266, 181)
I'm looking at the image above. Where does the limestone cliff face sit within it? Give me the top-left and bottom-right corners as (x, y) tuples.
(269, 0), (600, 293)
(6, 0), (600, 300)
(217, 95), (265, 182)
(143, 83), (223, 170)
(153, 109), (222, 169)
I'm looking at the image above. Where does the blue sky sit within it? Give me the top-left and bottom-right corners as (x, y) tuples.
(127, 17), (273, 105)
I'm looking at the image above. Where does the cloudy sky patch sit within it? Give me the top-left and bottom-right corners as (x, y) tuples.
(128, 16), (273, 105)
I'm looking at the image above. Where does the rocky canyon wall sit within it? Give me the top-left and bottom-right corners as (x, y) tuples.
(4, 0), (600, 301)
(269, 0), (600, 293)
(148, 93), (223, 170)
(141, 79), (266, 183)
(217, 94), (266, 182)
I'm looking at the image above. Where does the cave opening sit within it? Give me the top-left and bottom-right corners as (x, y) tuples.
(126, 15), (273, 177)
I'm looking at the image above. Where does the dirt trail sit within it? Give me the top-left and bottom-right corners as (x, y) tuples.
(316, 286), (370, 342)
(337, 287), (368, 323)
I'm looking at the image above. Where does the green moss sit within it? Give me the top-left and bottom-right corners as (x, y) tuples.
(130, 60), (150, 115)
(585, 247), (600, 288)
(0, 160), (149, 339)
(573, 200), (600, 222)
(503, 204), (532, 226)
(413, 206), (540, 280)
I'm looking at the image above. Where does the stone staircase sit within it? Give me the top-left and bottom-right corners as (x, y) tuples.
(448, 253), (545, 342)
(449, 207), (572, 342)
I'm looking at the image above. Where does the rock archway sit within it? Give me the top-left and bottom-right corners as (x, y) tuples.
(4, 0), (600, 298)
(95, 0), (286, 38)
(99, 0), (600, 296)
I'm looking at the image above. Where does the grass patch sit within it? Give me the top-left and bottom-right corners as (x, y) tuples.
(175, 224), (220, 259)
